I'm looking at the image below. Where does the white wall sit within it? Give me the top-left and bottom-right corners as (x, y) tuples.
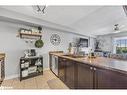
(0, 21), (94, 79)
(96, 35), (112, 52)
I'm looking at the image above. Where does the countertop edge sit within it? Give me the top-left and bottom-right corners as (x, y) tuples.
(49, 52), (127, 75)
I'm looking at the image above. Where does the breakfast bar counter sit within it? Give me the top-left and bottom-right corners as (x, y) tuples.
(50, 52), (127, 74)
(49, 52), (127, 89)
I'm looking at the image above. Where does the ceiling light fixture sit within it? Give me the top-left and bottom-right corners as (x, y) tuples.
(114, 24), (121, 33)
(33, 5), (46, 14)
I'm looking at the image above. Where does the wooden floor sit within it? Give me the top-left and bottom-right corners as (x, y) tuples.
(0, 70), (69, 89)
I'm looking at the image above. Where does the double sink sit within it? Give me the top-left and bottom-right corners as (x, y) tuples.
(63, 54), (85, 58)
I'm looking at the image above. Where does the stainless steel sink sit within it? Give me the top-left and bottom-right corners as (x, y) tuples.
(63, 54), (85, 58)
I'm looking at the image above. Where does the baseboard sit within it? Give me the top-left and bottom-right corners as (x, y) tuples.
(5, 74), (19, 80)
(5, 68), (50, 80)
(43, 68), (50, 71)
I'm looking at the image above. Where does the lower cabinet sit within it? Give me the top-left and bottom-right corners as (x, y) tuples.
(58, 57), (75, 88)
(58, 57), (127, 89)
(76, 64), (127, 89)
(65, 59), (75, 89)
(76, 63), (94, 89)
(95, 67), (127, 89)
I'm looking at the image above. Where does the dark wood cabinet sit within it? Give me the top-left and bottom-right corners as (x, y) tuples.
(65, 59), (75, 89)
(58, 57), (66, 82)
(57, 57), (127, 89)
(76, 63), (127, 89)
(95, 67), (127, 89)
(76, 63), (94, 89)
(58, 57), (75, 88)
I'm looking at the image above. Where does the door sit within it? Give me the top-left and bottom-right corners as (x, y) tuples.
(58, 57), (66, 82)
(77, 63), (94, 89)
(95, 67), (127, 89)
(65, 59), (75, 89)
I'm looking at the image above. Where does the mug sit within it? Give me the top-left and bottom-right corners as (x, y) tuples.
(21, 64), (25, 68)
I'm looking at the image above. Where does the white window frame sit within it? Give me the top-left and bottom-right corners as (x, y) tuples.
(113, 36), (127, 54)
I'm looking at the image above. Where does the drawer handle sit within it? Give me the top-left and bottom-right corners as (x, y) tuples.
(93, 68), (96, 71)
(90, 67), (93, 70)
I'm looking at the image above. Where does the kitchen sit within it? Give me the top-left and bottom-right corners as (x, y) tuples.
(0, 6), (127, 89)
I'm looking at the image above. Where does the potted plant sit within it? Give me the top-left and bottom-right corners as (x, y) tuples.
(35, 39), (44, 48)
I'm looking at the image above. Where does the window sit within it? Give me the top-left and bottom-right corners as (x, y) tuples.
(113, 37), (127, 54)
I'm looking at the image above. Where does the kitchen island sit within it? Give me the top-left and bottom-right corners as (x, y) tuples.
(49, 52), (127, 89)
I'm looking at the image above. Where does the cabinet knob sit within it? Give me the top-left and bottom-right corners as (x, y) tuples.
(93, 68), (96, 71)
(90, 67), (93, 70)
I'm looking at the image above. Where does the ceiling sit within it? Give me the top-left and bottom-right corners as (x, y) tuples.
(70, 6), (127, 35)
(1, 6), (127, 36)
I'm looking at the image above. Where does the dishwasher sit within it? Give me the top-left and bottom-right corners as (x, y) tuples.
(51, 55), (58, 76)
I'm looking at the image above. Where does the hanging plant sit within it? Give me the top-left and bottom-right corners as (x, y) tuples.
(35, 39), (44, 48)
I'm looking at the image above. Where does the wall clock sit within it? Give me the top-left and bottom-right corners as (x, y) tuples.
(50, 34), (61, 46)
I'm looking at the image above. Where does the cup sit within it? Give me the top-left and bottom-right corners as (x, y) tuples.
(21, 64), (25, 68)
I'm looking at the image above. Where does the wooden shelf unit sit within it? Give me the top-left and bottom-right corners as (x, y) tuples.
(20, 56), (43, 81)
(19, 32), (42, 39)
(0, 57), (5, 85)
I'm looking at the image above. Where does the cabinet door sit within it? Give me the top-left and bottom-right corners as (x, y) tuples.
(65, 59), (75, 89)
(77, 63), (94, 89)
(58, 57), (66, 82)
(95, 67), (127, 89)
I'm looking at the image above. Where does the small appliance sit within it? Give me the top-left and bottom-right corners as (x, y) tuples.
(24, 49), (36, 57)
